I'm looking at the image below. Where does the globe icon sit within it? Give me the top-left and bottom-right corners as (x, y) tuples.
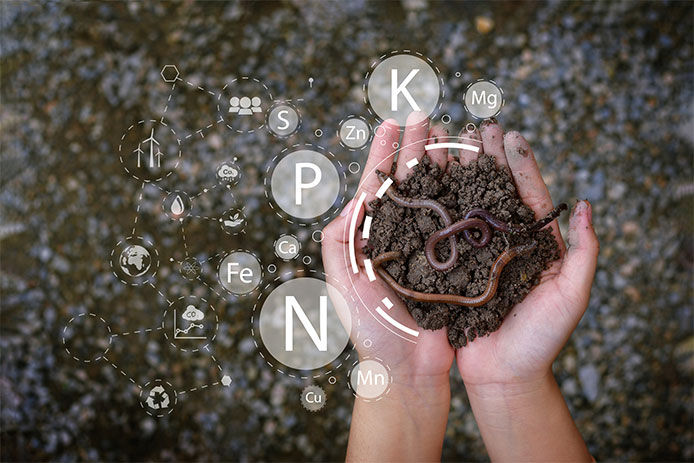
(119, 245), (152, 277)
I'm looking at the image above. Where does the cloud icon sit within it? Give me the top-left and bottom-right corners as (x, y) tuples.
(217, 164), (238, 180)
(182, 305), (204, 321)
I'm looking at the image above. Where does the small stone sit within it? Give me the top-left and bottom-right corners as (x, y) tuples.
(475, 16), (494, 35)
(578, 364), (600, 402)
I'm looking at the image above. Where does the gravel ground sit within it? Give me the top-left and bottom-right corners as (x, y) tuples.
(1, 1), (692, 461)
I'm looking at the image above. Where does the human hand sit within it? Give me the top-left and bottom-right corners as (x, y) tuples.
(322, 113), (456, 387)
(321, 113), (453, 462)
(453, 118), (599, 389)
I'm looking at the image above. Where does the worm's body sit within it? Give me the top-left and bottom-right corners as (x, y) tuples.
(373, 241), (537, 307)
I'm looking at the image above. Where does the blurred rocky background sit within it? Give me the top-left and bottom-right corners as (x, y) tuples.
(1, 1), (692, 461)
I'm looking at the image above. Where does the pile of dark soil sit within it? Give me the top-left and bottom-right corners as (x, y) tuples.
(365, 154), (561, 348)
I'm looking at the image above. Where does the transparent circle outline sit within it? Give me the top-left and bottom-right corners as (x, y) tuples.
(362, 50), (446, 129)
(139, 379), (178, 418)
(348, 162), (361, 174)
(215, 160), (242, 186)
(347, 356), (392, 402)
(118, 119), (182, 183)
(314, 129), (323, 137)
(267, 263), (277, 273)
(263, 143), (347, 227)
(62, 312), (113, 363)
(219, 207), (247, 236)
(161, 295), (219, 353)
(363, 339), (373, 348)
(250, 269), (360, 379)
(462, 78), (505, 120)
(216, 76), (273, 134)
(216, 249), (264, 296)
(302, 256), (312, 265)
(109, 235), (160, 286)
(179, 256), (202, 280)
(273, 233), (301, 261)
(441, 114), (451, 124)
(465, 122), (477, 133)
(162, 190), (192, 221)
(328, 376), (337, 385)
(265, 100), (302, 139)
(311, 230), (324, 243)
(337, 115), (373, 151)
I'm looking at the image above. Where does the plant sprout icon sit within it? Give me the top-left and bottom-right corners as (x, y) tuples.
(223, 212), (244, 229)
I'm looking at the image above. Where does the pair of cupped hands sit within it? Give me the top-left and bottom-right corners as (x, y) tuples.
(321, 113), (599, 393)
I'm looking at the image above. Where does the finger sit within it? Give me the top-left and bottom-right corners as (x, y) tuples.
(557, 201), (599, 321)
(322, 198), (365, 279)
(426, 124), (448, 171)
(456, 125), (484, 165)
(356, 119), (400, 205)
(479, 117), (508, 168)
(395, 111), (429, 181)
(504, 131), (566, 254)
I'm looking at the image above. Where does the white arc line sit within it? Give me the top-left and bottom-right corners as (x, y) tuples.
(364, 259), (376, 282)
(382, 297), (393, 309)
(349, 192), (367, 274)
(362, 215), (373, 240)
(376, 307), (419, 337)
(425, 142), (480, 153)
(375, 177), (393, 199)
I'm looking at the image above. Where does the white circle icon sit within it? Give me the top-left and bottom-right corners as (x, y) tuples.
(463, 79), (504, 119)
(366, 53), (441, 126)
(339, 117), (371, 149)
(267, 103), (300, 137)
(349, 359), (391, 400)
(258, 277), (352, 371)
(218, 251), (262, 295)
(269, 149), (341, 220)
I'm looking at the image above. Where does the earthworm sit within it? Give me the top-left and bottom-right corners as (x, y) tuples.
(424, 218), (490, 271)
(375, 171), (494, 267)
(462, 203), (568, 245)
(376, 170), (461, 270)
(372, 241), (538, 307)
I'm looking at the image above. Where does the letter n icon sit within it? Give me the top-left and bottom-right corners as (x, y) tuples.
(285, 296), (328, 351)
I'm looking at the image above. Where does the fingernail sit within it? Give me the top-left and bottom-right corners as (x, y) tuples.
(480, 117), (498, 130)
(340, 199), (354, 217)
(573, 200), (591, 224)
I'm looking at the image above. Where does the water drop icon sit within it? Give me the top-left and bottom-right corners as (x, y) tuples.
(171, 195), (185, 216)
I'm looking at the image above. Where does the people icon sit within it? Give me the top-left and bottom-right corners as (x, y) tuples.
(229, 96), (262, 115)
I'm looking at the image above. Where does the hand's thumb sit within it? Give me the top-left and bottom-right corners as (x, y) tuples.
(320, 198), (362, 274)
(557, 200), (600, 311)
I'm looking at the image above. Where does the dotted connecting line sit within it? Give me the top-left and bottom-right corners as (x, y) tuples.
(180, 222), (189, 258)
(103, 355), (142, 389)
(111, 326), (163, 337)
(131, 182), (146, 235)
(160, 82), (176, 123)
(177, 381), (221, 396)
(196, 276), (223, 298)
(148, 281), (174, 306)
(191, 183), (219, 200)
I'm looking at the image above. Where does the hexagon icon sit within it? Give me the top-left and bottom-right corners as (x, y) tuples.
(221, 375), (232, 386)
(161, 65), (180, 83)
